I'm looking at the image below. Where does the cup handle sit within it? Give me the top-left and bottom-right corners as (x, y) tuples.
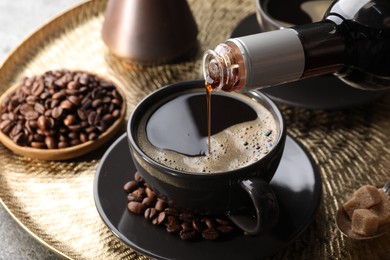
(227, 178), (279, 235)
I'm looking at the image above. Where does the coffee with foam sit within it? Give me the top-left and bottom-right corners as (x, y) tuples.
(136, 90), (278, 173)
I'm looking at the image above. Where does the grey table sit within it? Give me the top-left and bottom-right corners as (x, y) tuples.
(0, 1), (84, 259)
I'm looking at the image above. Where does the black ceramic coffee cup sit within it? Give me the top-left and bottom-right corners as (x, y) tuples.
(127, 80), (286, 235)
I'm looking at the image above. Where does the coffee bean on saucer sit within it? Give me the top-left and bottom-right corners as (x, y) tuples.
(179, 229), (197, 241)
(127, 193), (143, 202)
(123, 172), (243, 241)
(134, 172), (144, 183)
(164, 207), (179, 216)
(128, 201), (146, 214)
(217, 225), (234, 234)
(156, 212), (166, 225)
(145, 187), (155, 198)
(144, 207), (158, 221)
(202, 228), (220, 240)
(155, 198), (167, 212)
(192, 219), (207, 232)
(166, 215), (181, 233)
(142, 197), (156, 207)
(123, 180), (139, 193)
(166, 221), (181, 233)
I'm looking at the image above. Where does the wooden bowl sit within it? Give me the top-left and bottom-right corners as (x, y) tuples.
(0, 71), (126, 161)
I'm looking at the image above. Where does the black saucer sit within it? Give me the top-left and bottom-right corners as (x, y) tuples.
(94, 134), (322, 259)
(230, 14), (384, 109)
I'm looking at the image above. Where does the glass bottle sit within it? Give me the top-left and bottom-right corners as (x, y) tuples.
(203, 0), (390, 92)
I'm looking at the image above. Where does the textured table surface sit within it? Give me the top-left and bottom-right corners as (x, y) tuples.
(0, 2), (83, 259)
(1, 0), (390, 259)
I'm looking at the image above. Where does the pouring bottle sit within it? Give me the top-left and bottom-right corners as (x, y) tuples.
(203, 0), (390, 92)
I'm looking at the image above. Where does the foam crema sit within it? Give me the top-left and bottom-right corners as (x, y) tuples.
(136, 92), (279, 173)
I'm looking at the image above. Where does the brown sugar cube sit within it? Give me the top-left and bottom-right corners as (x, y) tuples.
(351, 208), (379, 236)
(370, 189), (390, 225)
(342, 185), (383, 218)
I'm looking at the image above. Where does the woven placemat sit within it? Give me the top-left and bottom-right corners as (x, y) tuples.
(0, 0), (389, 259)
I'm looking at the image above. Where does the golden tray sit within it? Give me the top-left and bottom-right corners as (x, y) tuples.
(0, 0), (389, 259)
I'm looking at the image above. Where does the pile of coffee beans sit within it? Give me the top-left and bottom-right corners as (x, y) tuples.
(124, 172), (242, 241)
(0, 69), (124, 149)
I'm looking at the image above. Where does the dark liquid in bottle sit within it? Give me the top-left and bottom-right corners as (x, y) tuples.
(146, 90), (257, 156)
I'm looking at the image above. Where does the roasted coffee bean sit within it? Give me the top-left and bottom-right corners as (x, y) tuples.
(68, 95), (80, 106)
(92, 99), (103, 108)
(127, 193), (143, 202)
(215, 218), (231, 226)
(45, 136), (57, 149)
(79, 133), (88, 143)
(127, 201), (145, 214)
(165, 215), (181, 233)
(34, 103), (45, 114)
(67, 81), (78, 90)
(68, 124), (82, 132)
(10, 124), (23, 137)
(155, 199), (167, 212)
(70, 139), (81, 146)
(144, 207), (158, 221)
(181, 221), (193, 232)
(63, 114), (76, 126)
(132, 187), (145, 197)
(25, 110), (39, 120)
(123, 181), (139, 193)
(155, 212), (166, 225)
(203, 217), (217, 229)
(217, 225), (234, 234)
(58, 142), (69, 149)
(31, 142), (46, 149)
(145, 187), (155, 198)
(77, 109), (87, 121)
(26, 95), (38, 105)
(192, 219), (207, 232)
(1, 114), (8, 121)
(88, 132), (98, 141)
(134, 172), (144, 183)
(37, 115), (50, 131)
(180, 212), (194, 221)
(179, 229), (196, 241)
(112, 98), (122, 106)
(13, 132), (28, 146)
(33, 134), (45, 142)
(112, 109), (121, 118)
(142, 197), (156, 207)
(166, 221), (181, 233)
(164, 207), (179, 216)
(202, 228), (220, 240)
(19, 104), (34, 115)
(79, 73), (89, 85)
(87, 111), (96, 125)
(60, 99), (73, 110)
(102, 114), (114, 125)
(0, 120), (13, 134)
(68, 132), (78, 140)
(52, 90), (66, 100)
(31, 81), (44, 96)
